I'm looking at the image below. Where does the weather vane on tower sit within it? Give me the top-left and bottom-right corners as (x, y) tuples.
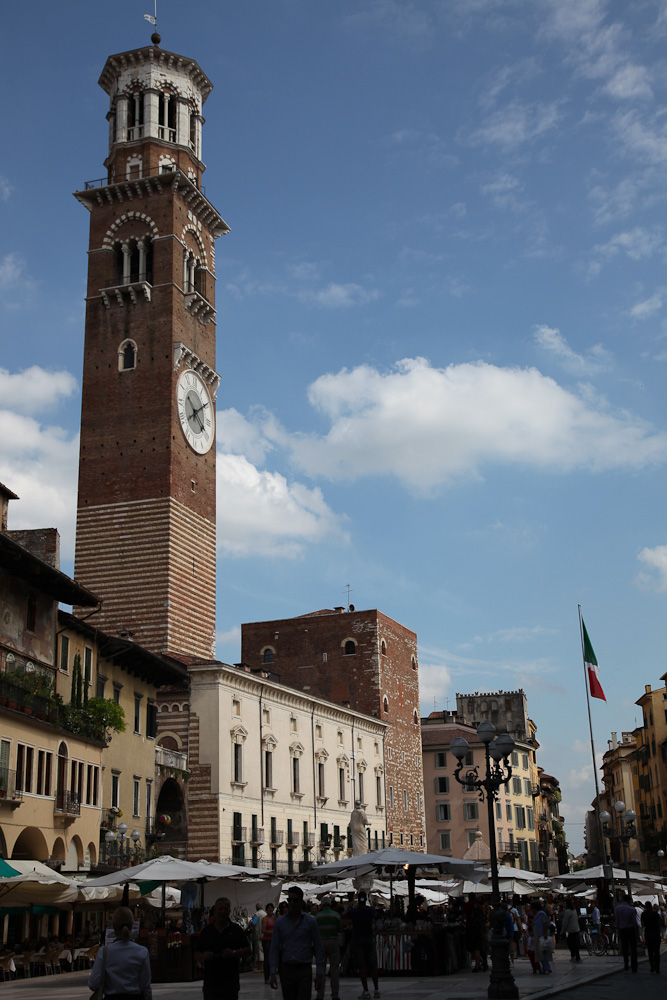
(144, 1), (159, 42)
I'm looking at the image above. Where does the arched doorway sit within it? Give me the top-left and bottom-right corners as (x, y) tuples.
(154, 777), (186, 850)
(11, 827), (48, 860)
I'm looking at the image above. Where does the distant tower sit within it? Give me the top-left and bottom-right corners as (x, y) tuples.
(73, 37), (229, 659)
(242, 608), (427, 849)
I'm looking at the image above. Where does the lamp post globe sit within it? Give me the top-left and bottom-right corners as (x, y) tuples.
(477, 721), (497, 744)
(450, 736), (470, 760)
(599, 811), (611, 825)
(614, 800), (626, 814)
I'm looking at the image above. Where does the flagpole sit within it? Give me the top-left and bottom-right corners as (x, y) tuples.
(578, 605), (609, 869)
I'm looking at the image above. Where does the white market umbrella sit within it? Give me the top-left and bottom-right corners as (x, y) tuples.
(0, 860), (78, 906)
(83, 854), (269, 887)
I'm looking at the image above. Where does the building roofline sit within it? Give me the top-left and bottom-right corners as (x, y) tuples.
(0, 533), (98, 607)
(58, 610), (189, 687)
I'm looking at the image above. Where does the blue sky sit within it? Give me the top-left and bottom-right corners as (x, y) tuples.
(3, 0), (667, 855)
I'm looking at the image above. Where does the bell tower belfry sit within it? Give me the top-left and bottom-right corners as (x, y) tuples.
(73, 34), (228, 660)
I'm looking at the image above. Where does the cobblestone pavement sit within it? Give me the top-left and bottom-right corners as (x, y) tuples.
(0, 952), (656, 1000)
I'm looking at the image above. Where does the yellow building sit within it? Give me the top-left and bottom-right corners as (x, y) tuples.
(634, 684), (667, 870)
(58, 612), (188, 868)
(0, 485), (188, 871)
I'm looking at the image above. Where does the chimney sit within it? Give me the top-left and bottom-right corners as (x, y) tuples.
(0, 483), (19, 532)
(611, 732), (618, 750)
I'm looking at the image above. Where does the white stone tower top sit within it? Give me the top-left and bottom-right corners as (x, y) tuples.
(97, 37), (213, 185)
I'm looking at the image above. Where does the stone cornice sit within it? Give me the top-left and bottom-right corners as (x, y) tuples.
(188, 663), (388, 733)
(74, 170), (230, 239)
(99, 47), (213, 102)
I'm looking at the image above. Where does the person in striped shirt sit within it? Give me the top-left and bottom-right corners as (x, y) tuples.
(315, 898), (343, 1000)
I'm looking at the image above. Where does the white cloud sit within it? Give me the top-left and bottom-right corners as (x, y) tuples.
(589, 227), (664, 275)
(418, 659), (454, 715)
(0, 412), (79, 557)
(588, 176), (638, 227)
(0, 176), (12, 201)
(534, 325), (612, 375)
(614, 111), (667, 164)
(0, 254), (29, 291)
(0, 366), (78, 416)
(629, 291), (664, 320)
(542, 0), (652, 100)
(298, 283), (380, 308)
(636, 545), (667, 591)
(216, 407), (281, 465)
(215, 625), (241, 664)
(481, 173), (525, 211)
(216, 453), (348, 558)
(467, 100), (562, 150)
(289, 356), (667, 492)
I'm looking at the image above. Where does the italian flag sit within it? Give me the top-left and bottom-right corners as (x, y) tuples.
(582, 619), (606, 702)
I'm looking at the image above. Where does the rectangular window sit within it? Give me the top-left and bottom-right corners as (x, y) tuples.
(338, 767), (346, 801)
(526, 806), (535, 830)
(522, 754), (529, 769)
(264, 751), (273, 789)
(111, 773), (120, 808)
(403, 789), (408, 812)
(496, 801), (502, 820)
(84, 646), (92, 689)
(36, 750), (45, 795)
(387, 747), (392, 760)
(146, 780), (152, 823)
(376, 774), (382, 807)
(317, 761), (325, 797)
(435, 776), (449, 793)
(358, 771), (364, 803)
(410, 833), (414, 846)
(291, 756), (300, 794)
(133, 778), (140, 817)
(436, 803), (450, 821)
(514, 805), (526, 829)
(92, 766), (99, 806)
(435, 751), (447, 768)
(467, 830), (477, 847)
(113, 684), (121, 705)
(146, 701), (157, 738)
(86, 765), (93, 805)
(523, 779), (532, 797)
(463, 802), (478, 821)
(233, 743), (243, 783)
(439, 831), (451, 850)
(96, 676), (106, 698)
(60, 635), (70, 672)
(511, 751), (519, 766)
(506, 803), (512, 822)
(389, 785), (394, 809)
(16, 744), (24, 792)
(464, 750), (474, 766)
(134, 695), (142, 734)
(399, 832), (404, 845)
(512, 777), (522, 795)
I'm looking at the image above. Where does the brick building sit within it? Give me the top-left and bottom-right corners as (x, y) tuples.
(241, 608), (426, 850)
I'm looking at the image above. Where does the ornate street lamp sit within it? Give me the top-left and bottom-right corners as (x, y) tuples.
(599, 801), (637, 902)
(104, 822), (143, 868)
(451, 722), (518, 999)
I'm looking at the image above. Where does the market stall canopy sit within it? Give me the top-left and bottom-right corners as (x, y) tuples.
(0, 860), (78, 906)
(309, 848), (483, 882)
(83, 854), (269, 887)
(553, 865), (658, 886)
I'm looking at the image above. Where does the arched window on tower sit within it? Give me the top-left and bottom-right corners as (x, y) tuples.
(158, 92), (176, 143)
(262, 648), (274, 665)
(127, 91), (145, 140)
(190, 112), (197, 154)
(344, 640), (356, 656)
(118, 339), (137, 372)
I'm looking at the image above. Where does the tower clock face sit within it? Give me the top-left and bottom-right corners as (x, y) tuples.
(176, 369), (215, 454)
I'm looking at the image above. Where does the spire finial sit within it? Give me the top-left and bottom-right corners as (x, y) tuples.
(144, 1), (159, 44)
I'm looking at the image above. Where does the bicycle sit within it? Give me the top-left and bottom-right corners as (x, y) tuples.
(593, 925), (619, 956)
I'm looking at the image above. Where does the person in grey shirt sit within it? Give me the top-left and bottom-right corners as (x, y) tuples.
(270, 886), (324, 1000)
(88, 906), (152, 999)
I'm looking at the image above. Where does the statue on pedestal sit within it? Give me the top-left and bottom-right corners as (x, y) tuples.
(350, 799), (369, 856)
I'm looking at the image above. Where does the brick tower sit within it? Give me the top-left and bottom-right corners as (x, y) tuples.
(241, 608), (427, 850)
(73, 35), (228, 660)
